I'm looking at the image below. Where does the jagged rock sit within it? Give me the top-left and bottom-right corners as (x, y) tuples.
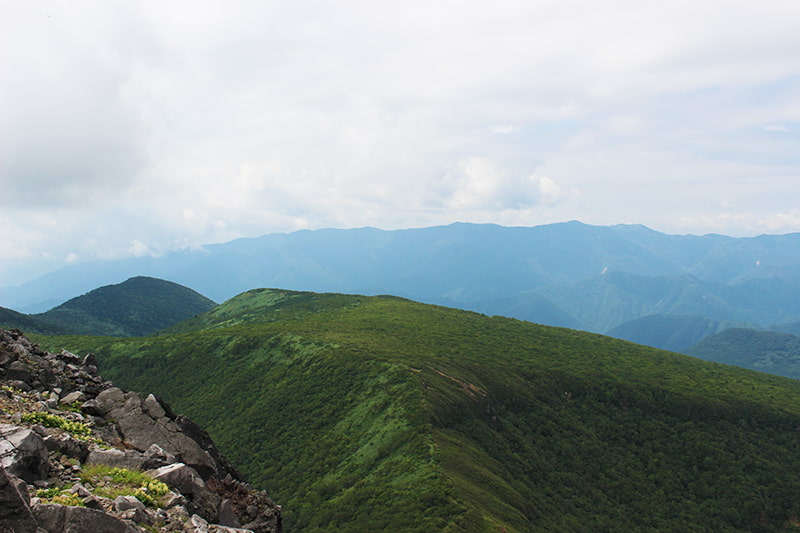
(0, 347), (18, 367)
(0, 329), (282, 532)
(163, 491), (187, 509)
(3, 379), (31, 392)
(218, 499), (242, 528)
(0, 464), (38, 533)
(85, 447), (149, 470)
(150, 463), (207, 499)
(118, 505), (154, 525)
(191, 513), (211, 533)
(5, 360), (33, 382)
(150, 462), (221, 519)
(206, 477), (281, 533)
(42, 432), (90, 462)
(59, 390), (86, 405)
(144, 443), (177, 465)
(93, 388), (219, 478)
(209, 526), (256, 533)
(82, 352), (97, 367)
(56, 350), (81, 365)
(143, 393), (167, 418)
(33, 503), (144, 533)
(69, 482), (92, 498)
(114, 494), (147, 512)
(0, 424), (49, 483)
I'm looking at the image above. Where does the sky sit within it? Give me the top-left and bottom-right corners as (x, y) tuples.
(2, 1), (800, 285)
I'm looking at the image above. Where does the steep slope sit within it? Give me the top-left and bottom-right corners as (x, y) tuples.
(34, 276), (217, 336)
(43, 290), (800, 532)
(605, 314), (732, 352)
(685, 328), (800, 379)
(0, 305), (70, 335)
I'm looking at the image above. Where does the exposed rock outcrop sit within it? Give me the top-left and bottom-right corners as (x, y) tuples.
(0, 328), (281, 533)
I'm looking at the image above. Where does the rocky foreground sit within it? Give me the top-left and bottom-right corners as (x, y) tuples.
(0, 329), (282, 533)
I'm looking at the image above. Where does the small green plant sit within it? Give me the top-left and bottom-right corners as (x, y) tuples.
(61, 401), (83, 413)
(21, 412), (91, 438)
(51, 492), (85, 507)
(79, 465), (169, 507)
(35, 486), (63, 499)
(35, 487), (84, 507)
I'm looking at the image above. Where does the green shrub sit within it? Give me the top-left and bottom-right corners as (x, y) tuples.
(21, 412), (92, 438)
(79, 465), (169, 507)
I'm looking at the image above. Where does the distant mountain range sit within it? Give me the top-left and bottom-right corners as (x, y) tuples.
(4, 221), (800, 348)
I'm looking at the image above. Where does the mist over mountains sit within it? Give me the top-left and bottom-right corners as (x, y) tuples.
(4, 221), (800, 342)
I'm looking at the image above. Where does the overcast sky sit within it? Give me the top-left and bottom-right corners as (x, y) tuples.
(2, 1), (800, 285)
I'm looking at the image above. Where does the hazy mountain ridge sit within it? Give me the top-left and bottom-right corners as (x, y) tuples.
(605, 314), (733, 353)
(40, 288), (800, 531)
(5, 222), (800, 358)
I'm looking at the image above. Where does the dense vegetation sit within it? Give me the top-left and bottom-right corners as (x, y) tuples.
(0, 305), (69, 335)
(33, 276), (216, 336)
(686, 327), (800, 380)
(40, 289), (800, 532)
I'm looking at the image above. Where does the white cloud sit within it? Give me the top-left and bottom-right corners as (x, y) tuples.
(490, 125), (519, 135)
(128, 240), (158, 258)
(2, 0), (800, 283)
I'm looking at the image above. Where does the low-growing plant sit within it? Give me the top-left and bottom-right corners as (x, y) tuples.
(35, 486), (63, 499)
(51, 492), (85, 507)
(21, 411), (92, 438)
(79, 465), (169, 508)
(35, 486), (83, 507)
(61, 401), (83, 413)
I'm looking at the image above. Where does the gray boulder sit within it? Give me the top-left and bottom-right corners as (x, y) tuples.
(0, 464), (37, 533)
(150, 462), (221, 520)
(0, 424), (48, 483)
(93, 388), (219, 478)
(33, 503), (144, 533)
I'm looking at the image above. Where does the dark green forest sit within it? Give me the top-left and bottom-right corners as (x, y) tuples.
(10, 276), (217, 336)
(39, 289), (800, 532)
(687, 327), (800, 380)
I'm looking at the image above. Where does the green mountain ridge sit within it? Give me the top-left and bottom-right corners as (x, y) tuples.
(39, 288), (800, 532)
(686, 327), (800, 380)
(30, 276), (217, 336)
(0, 305), (69, 335)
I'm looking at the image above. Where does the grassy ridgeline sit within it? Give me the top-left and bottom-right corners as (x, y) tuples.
(41, 289), (800, 532)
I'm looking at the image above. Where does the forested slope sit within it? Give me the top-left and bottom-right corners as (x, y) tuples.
(40, 289), (800, 532)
